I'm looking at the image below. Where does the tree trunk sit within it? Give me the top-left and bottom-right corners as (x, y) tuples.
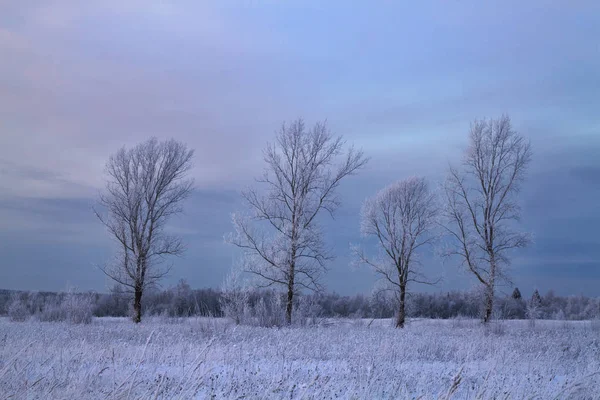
(285, 264), (295, 325)
(483, 256), (496, 323)
(133, 287), (143, 323)
(483, 284), (494, 323)
(285, 284), (293, 325)
(396, 284), (407, 328)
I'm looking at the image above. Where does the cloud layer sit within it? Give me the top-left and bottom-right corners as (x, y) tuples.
(1, 1), (599, 295)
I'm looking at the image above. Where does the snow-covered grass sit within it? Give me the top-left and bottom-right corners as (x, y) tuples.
(1, 317), (599, 399)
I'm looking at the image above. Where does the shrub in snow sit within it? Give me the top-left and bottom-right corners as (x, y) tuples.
(220, 274), (286, 327)
(252, 296), (286, 327)
(33, 290), (93, 324)
(220, 287), (249, 325)
(295, 295), (324, 326)
(63, 292), (94, 324)
(219, 267), (251, 325)
(36, 297), (67, 322)
(500, 297), (527, 319)
(8, 294), (29, 322)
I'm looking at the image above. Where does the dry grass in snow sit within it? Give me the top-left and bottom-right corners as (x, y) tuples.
(1, 317), (599, 399)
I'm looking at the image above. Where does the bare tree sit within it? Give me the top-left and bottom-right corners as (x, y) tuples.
(443, 115), (532, 323)
(354, 177), (438, 328)
(95, 137), (194, 323)
(227, 119), (368, 325)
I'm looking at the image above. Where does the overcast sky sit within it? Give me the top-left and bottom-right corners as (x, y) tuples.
(1, 1), (599, 296)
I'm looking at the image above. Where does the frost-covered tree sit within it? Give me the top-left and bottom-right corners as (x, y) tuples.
(527, 289), (542, 322)
(531, 289), (542, 308)
(354, 177), (438, 328)
(512, 287), (522, 299)
(228, 119), (368, 324)
(95, 138), (194, 323)
(443, 115), (532, 323)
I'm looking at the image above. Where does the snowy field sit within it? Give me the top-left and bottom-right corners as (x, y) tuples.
(1, 317), (599, 399)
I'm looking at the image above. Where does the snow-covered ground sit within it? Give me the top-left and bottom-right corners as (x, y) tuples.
(1, 317), (599, 399)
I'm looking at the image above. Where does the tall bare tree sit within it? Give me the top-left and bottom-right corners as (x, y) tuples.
(354, 177), (438, 328)
(95, 138), (194, 323)
(228, 119), (368, 325)
(443, 115), (532, 323)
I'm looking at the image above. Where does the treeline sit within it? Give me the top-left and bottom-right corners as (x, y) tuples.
(1, 282), (599, 323)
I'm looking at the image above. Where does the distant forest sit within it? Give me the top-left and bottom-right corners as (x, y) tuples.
(1, 281), (599, 322)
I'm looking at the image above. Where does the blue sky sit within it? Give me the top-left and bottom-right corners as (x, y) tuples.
(0, 1), (599, 296)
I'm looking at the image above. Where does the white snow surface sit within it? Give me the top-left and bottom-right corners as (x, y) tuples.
(1, 317), (599, 399)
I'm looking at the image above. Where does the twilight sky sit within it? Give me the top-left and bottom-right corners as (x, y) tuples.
(1, 1), (599, 296)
